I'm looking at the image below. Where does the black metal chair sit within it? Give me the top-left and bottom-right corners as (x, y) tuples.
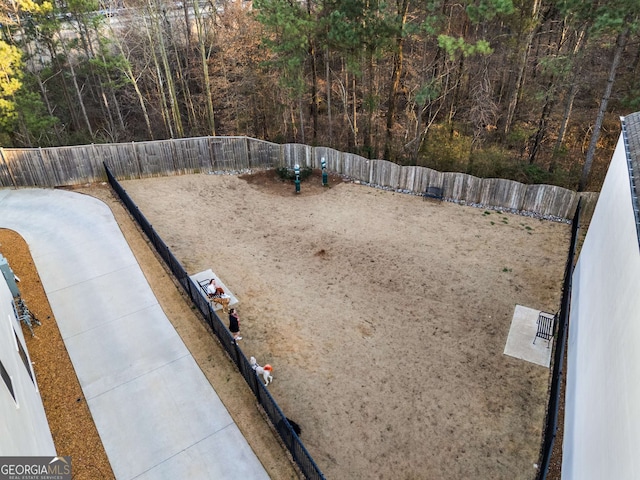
(533, 311), (556, 346)
(198, 278), (213, 297)
(423, 186), (443, 201)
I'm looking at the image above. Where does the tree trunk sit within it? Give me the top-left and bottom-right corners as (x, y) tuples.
(384, 0), (409, 161)
(109, 25), (155, 139)
(326, 46), (333, 146)
(309, 40), (318, 142)
(33, 72), (63, 144)
(78, 14), (115, 127)
(58, 33), (94, 138)
(528, 19), (574, 166)
(338, 61), (356, 147)
(131, 74), (155, 140)
(182, 1), (192, 52)
(528, 78), (555, 165)
(164, 11), (197, 133)
(554, 81), (578, 151)
(24, 31), (63, 144)
(15, 111), (33, 147)
(152, 2), (184, 138)
(44, 37), (80, 132)
(415, 97), (445, 163)
(194, 0), (216, 135)
(363, 53), (375, 157)
(554, 27), (587, 152)
(448, 54), (464, 139)
(144, 14), (174, 138)
(579, 25), (630, 191)
(154, 60), (174, 138)
(412, 48), (445, 162)
(502, 0), (542, 136)
(307, 0), (318, 142)
(299, 98), (305, 144)
(352, 74), (358, 147)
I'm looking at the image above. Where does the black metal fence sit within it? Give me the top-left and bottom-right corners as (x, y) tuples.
(105, 163), (325, 480)
(535, 198), (583, 480)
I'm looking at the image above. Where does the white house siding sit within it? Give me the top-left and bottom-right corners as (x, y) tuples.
(563, 132), (640, 479)
(0, 271), (55, 455)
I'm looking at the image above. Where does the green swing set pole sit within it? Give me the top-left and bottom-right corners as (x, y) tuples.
(321, 157), (328, 186)
(294, 164), (301, 193)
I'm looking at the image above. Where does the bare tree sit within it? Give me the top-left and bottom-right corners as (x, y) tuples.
(192, 0), (216, 135)
(579, 25), (631, 190)
(502, 0), (542, 136)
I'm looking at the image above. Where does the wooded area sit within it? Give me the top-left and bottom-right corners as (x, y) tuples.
(1, 0), (639, 191)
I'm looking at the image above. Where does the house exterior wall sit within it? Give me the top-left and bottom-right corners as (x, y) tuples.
(0, 272), (55, 455)
(563, 133), (640, 479)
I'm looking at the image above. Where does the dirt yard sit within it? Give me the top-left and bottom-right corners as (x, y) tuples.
(2, 170), (570, 479)
(92, 170), (568, 480)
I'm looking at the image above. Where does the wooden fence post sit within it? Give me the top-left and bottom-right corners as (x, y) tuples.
(37, 147), (49, 187)
(132, 141), (142, 179)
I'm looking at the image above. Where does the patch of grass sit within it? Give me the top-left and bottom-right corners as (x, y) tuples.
(502, 267), (512, 272)
(490, 221), (495, 225)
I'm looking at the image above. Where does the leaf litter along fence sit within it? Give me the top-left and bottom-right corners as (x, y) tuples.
(0, 136), (597, 221)
(104, 164), (325, 480)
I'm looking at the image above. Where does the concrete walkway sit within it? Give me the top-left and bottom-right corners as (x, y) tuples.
(504, 304), (554, 368)
(0, 188), (269, 480)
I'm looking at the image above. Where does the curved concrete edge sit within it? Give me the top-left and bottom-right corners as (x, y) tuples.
(0, 188), (270, 480)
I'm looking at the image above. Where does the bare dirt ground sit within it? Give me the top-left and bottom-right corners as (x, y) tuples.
(2, 170), (570, 479)
(105, 170), (571, 480)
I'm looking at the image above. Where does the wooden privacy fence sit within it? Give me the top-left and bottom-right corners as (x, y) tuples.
(0, 137), (597, 220)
